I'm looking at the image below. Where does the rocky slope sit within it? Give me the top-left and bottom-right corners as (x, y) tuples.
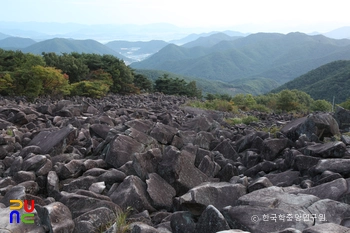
(0, 94), (350, 233)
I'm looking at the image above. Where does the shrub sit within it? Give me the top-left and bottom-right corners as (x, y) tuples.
(310, 99), (332, 112)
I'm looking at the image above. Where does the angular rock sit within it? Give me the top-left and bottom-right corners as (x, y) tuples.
(261, 138), (291, 161)
(178, 182), (246, 215)
(195, 205), (230, 233)
(146, 173), (176, 211)
(307, 199), (350, 225)
(247, 177), (273, 193)
(335, 105), (350, 130)
(73, 207), (116, 233)
(133, 148), (162, 181)
(59, 191), (119, 218)
(302, 223), (350, 233)
(194, 131), (215, 150)
(55, 159), (85, 179)
(314, 159), (350, 176)
(36, 202), (74, 233)
(129, 222), (160, 233)
(157, 146), (209, 195)
(1, 185), (27, 207)
(223, 186), (319, 233)
(265, 170), (300, 187)
(288, 178), (347, 201)
(110, 175), (156, 213)
(104, 134), (144, 168)
(89, 124), (111, 139)
(170, 211), (196, 233)
(61, 176), (97, 192)
(150, 122), (177, 144)
(126, 127), (158, 148)
(97, 168), (126, 186)
(303, 141), (346, 158)
(198, 155), (221, 177)
(181, 115), (215, 132)
(281, 113), (340, 141)
(293, 155), (320, 174)
(28, 125), (77, 156)
(212, 139), (239, 161)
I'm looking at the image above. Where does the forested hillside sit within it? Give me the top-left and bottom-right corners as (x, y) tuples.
(271, 60), (350, 103)
(134, 69), (279, 96)
(131, 32), (350, 90)
(0, 49), (201, 99)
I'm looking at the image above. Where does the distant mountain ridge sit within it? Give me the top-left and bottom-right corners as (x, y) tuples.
(0, 32), (9, 40)
(18, 38), (132, 62)
(131, 32), (350, 89)
(182, 32), (241, 48)
(0, 37), (36, 49)
(271, 60), (350, 103)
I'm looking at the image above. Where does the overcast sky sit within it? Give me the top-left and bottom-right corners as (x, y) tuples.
(2, 0), (350, 33)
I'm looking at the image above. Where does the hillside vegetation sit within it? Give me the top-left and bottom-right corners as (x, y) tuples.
(0, 49), (201, 99)
(134, 69), (279, 96)
(272, 60), (350, 103)
(131, 32), (350, 93)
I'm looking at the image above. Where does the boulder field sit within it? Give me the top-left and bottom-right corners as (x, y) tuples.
(0, 94), (350, 233)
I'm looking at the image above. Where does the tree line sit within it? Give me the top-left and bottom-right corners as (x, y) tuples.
(0, 49), (201, 99)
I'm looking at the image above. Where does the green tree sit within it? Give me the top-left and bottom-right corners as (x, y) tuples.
(310, 99), (332, 112)
(70, 69), (113, 98)
(42, 52), (89, 83)
(31, 65), (71, 97)
(276, 89), (299, 112)
(0, 73), (14, 95)
(133, 74), (153, 92)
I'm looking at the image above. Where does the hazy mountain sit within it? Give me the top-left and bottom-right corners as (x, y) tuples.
(170, 30), (247, 45)
(323, 26), (350, 39)
(0, 37), (36, 49)
(105, 40), (169, 61)
(271, 60), (350, 103)
(182, 32), (241, 48)
(0, 21), (196, 42)
(131, 32), (350, 91)
(22, 38), (132, 62)
(0, 32), (9, 40)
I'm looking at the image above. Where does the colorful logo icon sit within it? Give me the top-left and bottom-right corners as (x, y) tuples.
(9, 200), (35, 224)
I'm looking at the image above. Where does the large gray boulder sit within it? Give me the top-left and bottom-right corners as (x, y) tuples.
(303, 141), (347, 158)
(281, 113), (340, 141)
(157, 146), (209, 195)
(288, 178), (348, 201)
(104, 134), (145, 168)
(334, 105), (350, 130)
(178, 182), (246, 215)
(28, 125), (77, 156)
(223, 186), (319, 233)
(146, 173), (176, 211)
(36, 202), (74, 233)
(110, 175), (156, 213)
(195, 205), (230, 233)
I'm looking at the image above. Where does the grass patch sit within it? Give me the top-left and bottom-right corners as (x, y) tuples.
(100, 207), (133, 233)
(187, 99), (238, 112)
(226, 115), (259, 125)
